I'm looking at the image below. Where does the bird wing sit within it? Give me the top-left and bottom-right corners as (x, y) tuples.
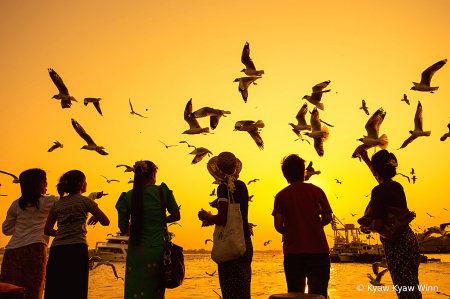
(116, 165), (131, 169)
(248, 128), (264, 150)
(210, 115), (221, 130)
(414, 101), (423, 131)
(71, 119), (96, 146)
(0, 171), (18, 180)
(312, 80), (330, 92)
(192, 152), (209, 164)
(192, 107), (222, 118)
(365, 108), (385, 139)
(134, 112), (147, 118)
(314, 137), (324, 157)
(48, 68), (69, 95)
(376, 269), (388, 282)
(93, 102), (103, 116)
(241, 42), (256, 71)
(184, 99), (201, 129)
(129, 98), (134, 112)
(399, 135), (418, 149)
(61, 99), (72, 108)
(372, 263), (379, 275)
(47, 144), (57, 152)
(310, 108), (322, 132)
(306, 161), (313, 172)
(440, 223), (450, 230)
(420, 59), (447, 87)
(320, 119), (334, 127)
(295, 103), (308, 126)
(235, 120), (254, 130)
(96, 149), (109, 155)
(109, 179), (120, 182)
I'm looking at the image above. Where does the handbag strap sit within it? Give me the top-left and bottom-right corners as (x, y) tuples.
(158, 185), (169, 241)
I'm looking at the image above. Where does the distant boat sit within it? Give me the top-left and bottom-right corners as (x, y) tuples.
(93, 232), (128, 262)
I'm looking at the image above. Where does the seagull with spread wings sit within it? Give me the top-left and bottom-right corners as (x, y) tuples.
(302, 80), (331, 111)
(303, 108), (329, 157)
(48, 68), (77, 108)
(240, 42), (264, 77)
(159, 140), (178, 148)
(0, 171), (19, 183)
(116, 165), (133, 172)
(247, 179), (259, 185)
(440, 123), (450, 141)
(189, 107), (231, 130)
(234, 120), (265, 150)
(129, 98), (147, 118)
(91, 261), (123, 280)
(189, 147), (213, 164)
(179, 141), (196, 148)
(289, 103), (312, 138)
(367, 269), (389, 286)
(48, 141), (63, 152)
(234, 76), (261, 103)
(360, 100), (370, 115)
(183, 99), (210, 134)
(352, 108), (388, 159)
(401, 94), (410, 105)
(411, 59), (447, 93)
(304, 161), (321, 181)
(71, 118), (108, 155)
(210, 189), (216, 196)
(101, 175), (120, 183)
(399, 101), (431, 149)
(84, 98), (103, 116)
(412, 175), (417, 184)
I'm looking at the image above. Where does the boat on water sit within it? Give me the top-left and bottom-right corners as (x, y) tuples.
(93, 232), (128, 261)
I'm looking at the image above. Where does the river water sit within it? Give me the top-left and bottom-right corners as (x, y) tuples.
(1, 253), (449, 298)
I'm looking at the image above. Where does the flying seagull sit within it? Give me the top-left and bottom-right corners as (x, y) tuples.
(397, 173), (411, 183)
(399, 101), (431, 149)
(234, 120), (265, 150)
(360, 100), (370, 115)
(48, 68), (77, 108)
(205, 239), (213, 244)
(304, 161), (321, 181)
(183, 99), (210, 134)
(129, 98), (147, 118)
(91, 261), (123, 280)
(189, 107), (231, 130)
(352, 108), (388, 159)
(289, 103), (312, 138)
(426, 212), (435, 218)
(411, 59), (447, 93)
(48, 141), (63, 152)
(350, 213), (358, 217)
(241, 42), (264, 77)
(0, 171), (19, 183)
(367, 269), (389, 286)
(335, 179), (342, 184)
(206, 270), (217, 276)
(210, 189), (216, 196)
(264, 240), (272, 246)
(302, 80), (331, 111)
(410, 168), (415, 175)
(84, 98), (103, 116)
(401, 94), (410, 105)
(248, 195), (254, 202)
(159, 140), (178, 148)
(116, 165), (133, 172)
(440, 123), (450, 141)
(372, 258), (388, 275)
(101, 175), (120, 183)
(234, 76), (261, 103)
(247, 179), (259, 185)
(189, 147), (213, 164)
(71, 118), (108, 155)
(303, 108), (329, 157)
(412, 175), (417, 184)
(422, 223), (450, 241)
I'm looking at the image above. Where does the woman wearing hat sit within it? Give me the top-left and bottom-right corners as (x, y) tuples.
(198, 152), (253, 299)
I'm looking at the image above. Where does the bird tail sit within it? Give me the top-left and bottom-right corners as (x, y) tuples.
(441, 134), (448, 141)
(317, 103), (325, 111)
(223, 111), (231, 115)
(430, 87), (439, 91)
(316, 170), (321, 175)
(321, 126), (330, 142)
(255, 120), (265, 128)
(70, 96), (78, 102)
(424, 131), (431, 136)
(378, 134), (389, 149)
(202, 127), (210, 133)
(256, 70), (265, 75)
(60, 144), (64, 148)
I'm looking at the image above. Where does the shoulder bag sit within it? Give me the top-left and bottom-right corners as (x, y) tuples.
(211, 189), (246, 264)
(158, 185), (185, 289)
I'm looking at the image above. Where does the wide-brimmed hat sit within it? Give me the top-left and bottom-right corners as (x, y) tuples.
(207, 152), (242, 188)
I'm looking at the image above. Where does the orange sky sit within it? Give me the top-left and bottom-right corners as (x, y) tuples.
(0, 0), (450, 251)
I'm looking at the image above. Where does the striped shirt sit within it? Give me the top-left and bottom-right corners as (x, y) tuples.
(49, 193), (98, 247)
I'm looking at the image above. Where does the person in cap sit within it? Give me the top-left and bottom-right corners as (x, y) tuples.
(272, 154), (333, 298)
(198, 152), (252, 299)
(116, 161), (181, 299)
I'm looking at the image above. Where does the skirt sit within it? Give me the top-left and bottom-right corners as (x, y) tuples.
(381, 226), (422, 299)
(124, 245), (165, 299)
(44, 243), (89, 299)
(218, 237), (253, 299)
(0, 243), (47, 299)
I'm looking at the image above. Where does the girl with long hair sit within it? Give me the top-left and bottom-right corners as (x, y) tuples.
(116, 161), (180, 299)
(43, 170), (109, 299)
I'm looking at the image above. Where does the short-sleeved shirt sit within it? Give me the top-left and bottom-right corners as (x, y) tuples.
(216, 180), (250, 238)
(272, 181), (332, 254)
(50, 193), (98, 247)
(367, 181), (407, 219)
(115, 183), (179, 248)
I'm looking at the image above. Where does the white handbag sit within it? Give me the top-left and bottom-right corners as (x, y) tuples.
(211, 191), (246, 264)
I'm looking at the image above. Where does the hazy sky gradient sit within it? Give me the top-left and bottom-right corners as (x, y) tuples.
(1, 0), (449, 250)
